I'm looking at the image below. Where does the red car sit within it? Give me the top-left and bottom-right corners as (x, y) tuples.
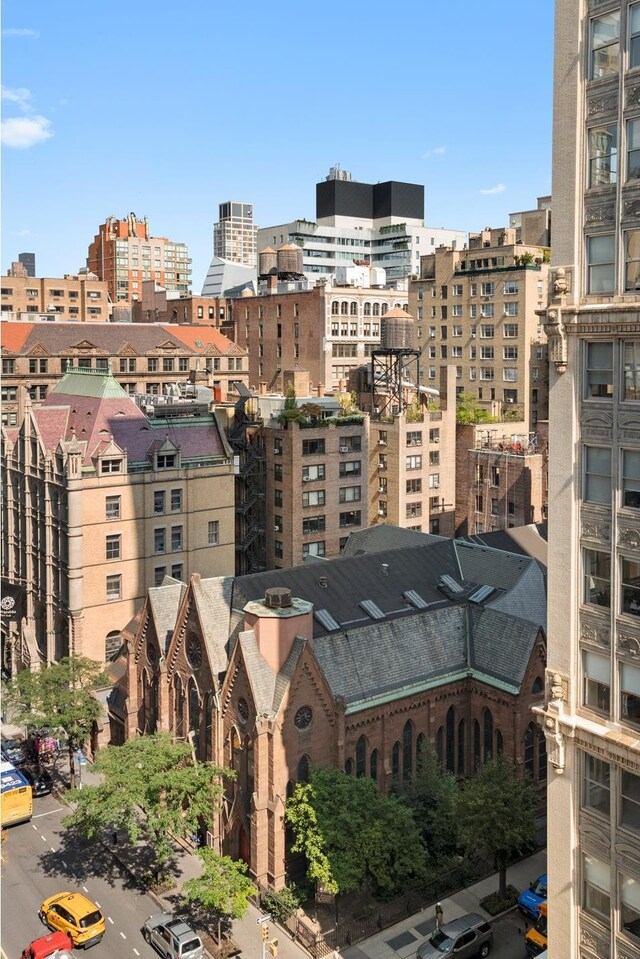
(22, 930), (73, 958)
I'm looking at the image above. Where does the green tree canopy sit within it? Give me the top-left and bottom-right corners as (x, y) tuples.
(455, 392), (497, 425)
(454, 757), (537, 897)
(64, 733), (228, 867)
(183, 849), (255, 940)
(286, 767), (427, 898)
(401, 743), (458, 863)
(3, 656), (109, 788)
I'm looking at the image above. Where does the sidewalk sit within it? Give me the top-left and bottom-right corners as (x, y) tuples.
(342, 849), (547, 959)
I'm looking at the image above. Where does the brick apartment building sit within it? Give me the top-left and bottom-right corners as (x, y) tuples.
(409, 228), (550, 429)
(1, 366), (235, 672)
(124, 532), (548, 888)
(87, 214), (191, 309)
(1, 272), (110, 322)
(0, 322), (248, 426)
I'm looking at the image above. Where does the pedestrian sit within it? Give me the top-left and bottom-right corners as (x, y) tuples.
(332, 948), (340, 959)
(435, 903), (444, 929)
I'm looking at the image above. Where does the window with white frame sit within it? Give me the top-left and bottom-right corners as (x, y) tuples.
(623, 450), (640, 508)
(504, 280), (518, 295)
(452, 284), (463, 296)
(503, 323), (518, 338)
(470, 304), (477, 319)
(105, 495), (121, 520)
(302, 464), (325, 482)
(154, 490), (165, 514)
(621, 662), (640, 727)
(302, 541), (325, 558)
(624, 230), (640, 291)
(452, 325), (463, 336)
(481, 304), (494, 318)
(583, 752), (610, 816)
(503, 301), (519, 316)
(302, 489), (326, 507)
(106, 574), (121, 602)
(480, 324), (494, 338)
(586, 341), (613, 398)
(480, 368), (494, 380)
(339, 486), (361, 503)
(503, 346), (518, 360)
(171, 489), (182, 512)
(154, 567), (167, 586)
(621, 874), (640, 942)
(583, 446), (611, 505)
(590, 11), (619, 79)
(589, 123), (618, 187)
(622, 557), (640, 616)
(106, 534), (121, 560)
(583, 854), (610, 920)
(587, 234), (615, 293)
(503, 368), (518, 382)
(583, 649), (611, 713)
(452, 346), (463, 358)
(624, 341), (640, 400)
(452, 305), (463, 317)
(584, 547), (611, 607)
(481, 282), (494, 296)
(428, 473), (440, 489)
(405, 455), (422, 470)
(171, 526), (182, 551)
(480, 346), (494, 359)
(154, 528), (166, 554)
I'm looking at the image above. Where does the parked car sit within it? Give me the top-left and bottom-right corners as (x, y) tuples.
(518, 873), (548, 920)
(1, 738), (30, 766)
(417, 912), (493, 958)
(39, 891), (105, 948)
(21, 930), (73, 958)
(142, 912), (203, 959)
(525, 901), (548, 956)
(22, 765), (54, 797)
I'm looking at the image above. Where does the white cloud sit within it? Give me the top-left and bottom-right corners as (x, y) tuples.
(422, 146), (446, 159)
(480, 183), (506, 195)
(2, 28), (39, 38)
(1, 115), (53, 148)
(2, 86), (33, 111)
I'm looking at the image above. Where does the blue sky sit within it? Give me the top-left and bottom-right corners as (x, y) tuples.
(2, 0), (554, 291)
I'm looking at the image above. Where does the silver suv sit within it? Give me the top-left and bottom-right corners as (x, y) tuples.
(142, 913), (203, 959)
(417, 912), (493, 958)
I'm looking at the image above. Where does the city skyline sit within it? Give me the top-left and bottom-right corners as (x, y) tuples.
(2, 0), (554, 291)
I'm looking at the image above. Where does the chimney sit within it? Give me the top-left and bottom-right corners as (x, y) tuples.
(268, 274), (278, 294)
(243, 588), (313, 673)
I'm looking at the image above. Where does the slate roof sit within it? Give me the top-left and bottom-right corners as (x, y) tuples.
(340, 524), (443, 557)
(469, 605), (541, 690)
(454, 540), (533, 591)
(148, 579), (188, 653)
(1, 321), (236, 357)
(192, 576), (234, 675)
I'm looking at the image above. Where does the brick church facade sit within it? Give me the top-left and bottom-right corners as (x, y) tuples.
(124, 534), (547, 889)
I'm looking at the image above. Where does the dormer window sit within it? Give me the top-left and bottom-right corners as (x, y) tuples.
(157, 453), (177, 469)
(101, 458), (123, 474)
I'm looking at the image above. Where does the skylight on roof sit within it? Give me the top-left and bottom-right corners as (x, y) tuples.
(314, 609), (340, 631)
(403, 589), (429, 610)
(469, 584), (495, 603)
(359, 599), (385, 620)
(195, 340), (203, 348)
(440, 575), (463, 593)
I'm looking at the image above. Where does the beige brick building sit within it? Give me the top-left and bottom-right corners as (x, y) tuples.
(537, 3), (640, 958)
(0, 322), (248, 427)
(409, 232), (550, 429)
(1, 366), (235, 673)
(1, 272), (110, 322)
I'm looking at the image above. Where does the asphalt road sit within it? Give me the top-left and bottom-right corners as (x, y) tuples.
(488, 910), (535, 959)
(1, 791), (163, 959)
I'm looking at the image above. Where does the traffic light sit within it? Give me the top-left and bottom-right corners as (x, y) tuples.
(269, 939), (279, 957)
(261, 924), (269, 943)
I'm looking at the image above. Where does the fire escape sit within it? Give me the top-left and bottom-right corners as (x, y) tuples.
(228, 395), (266, 575)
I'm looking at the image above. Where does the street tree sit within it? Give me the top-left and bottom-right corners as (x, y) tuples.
(402, 743), (458, 863)
(454, 756), (537, 898)
(286, 767), (426, 899)
(182, 849), (256, 942)
(3, 656), (108, 789)
(64, 733), (228, 868)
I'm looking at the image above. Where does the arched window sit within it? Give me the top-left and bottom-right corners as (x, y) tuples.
(341, 301), (349, 315)
(538, 729), (548, 782)
(188, 679), (200, 733)
(392, 741), (400, 780)
(457, 719), (465, 775)
(364, 302), (371, 317)
(372, 303), (380, 317)
(446, 707), (455, 773)
(204, 692), (214, 760)
(436, 726), (444, 766)
(532, 676), (544, 694)
(416, 733), (426, 769)
(496, 730), (504, 756)
(356, 736), (366, 777)
(370, 749), (378, 782)
(174, 675), (185, 739)
(350, 302), (357, 316)
(331, 301), (339, 315)
(286, 780), (296, 801)
(298, 754), (310, 783)
(483, 708), (493, 762)
(345, 758), (353, 775)
(402, 721), (413, 780)
(381, 302), (388, 315)
(473, 719), (481, 771)
(106, 629), (122, 661)
(524, 723), (535, 778)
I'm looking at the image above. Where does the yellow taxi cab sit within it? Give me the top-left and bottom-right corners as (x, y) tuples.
(39, 891), (105, 948)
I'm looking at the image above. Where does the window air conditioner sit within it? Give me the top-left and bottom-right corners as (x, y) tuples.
(433, 482), (440, 489)
(302, 477), (310, 482)
(378, 486), (385, 493)
(378, 509), (386, 516)
(378, 439), (386, 445)
(433, 437), (439, 443)
(339, 446), (349, 453)
(471, 332), (476, 338)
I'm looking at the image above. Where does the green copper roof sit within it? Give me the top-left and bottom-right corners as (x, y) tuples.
(51, 364), (130, 400)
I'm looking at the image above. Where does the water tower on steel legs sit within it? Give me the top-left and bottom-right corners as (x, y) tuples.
(370, 307), (422, 418)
